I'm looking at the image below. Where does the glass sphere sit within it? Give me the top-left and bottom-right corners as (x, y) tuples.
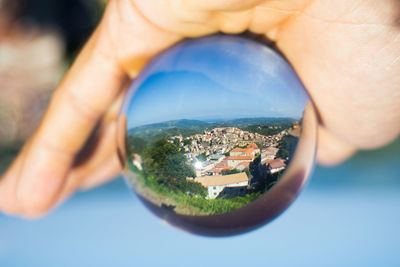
(118, 35), (317, 236)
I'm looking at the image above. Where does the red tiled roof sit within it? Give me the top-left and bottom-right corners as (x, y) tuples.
(231, 147), (247, 152)
(267, 159), (286, 169)
(194, 172), (249, 187)
(211, 166), (233, 173)
(264, 147), (279, 153)
(237, 162), (250, 167)
(227, 156), (253, 161)
(245, 148), (255, 154)
(247, 143), (259, 149)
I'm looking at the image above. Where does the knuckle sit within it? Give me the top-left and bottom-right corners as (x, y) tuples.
(64, 86), (100, 123)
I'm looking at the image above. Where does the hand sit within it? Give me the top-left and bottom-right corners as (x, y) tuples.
(1, 0), (399, 217)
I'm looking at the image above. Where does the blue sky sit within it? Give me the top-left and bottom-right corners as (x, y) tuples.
(121, 35), (309, 128)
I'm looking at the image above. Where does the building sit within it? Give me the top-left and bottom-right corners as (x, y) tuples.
(230, 144), (260, 157)
(247, 143), (260, 151)
(230, 147), (248, 156)
(195, 161), (216, 177)
(210, 159), (231, 175)
(131, 154), (143, 170)
(261, 146), (279, 161)
(193, 172), (249, 199)
(210, 166), (233, 175)
(236, 161), (250, 171)
(227, 155), (253, 168)
(267, 158), (286, 174)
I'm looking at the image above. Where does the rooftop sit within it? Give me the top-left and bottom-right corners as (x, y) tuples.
(264, 147), (279, 153)
(211, 166), (233, 173)
(194, 172), (249, 187)
(267, 158), (286, 169)
(247, 143), (259, 149)
(237, 162), (250, 167)
(227, 156), (254, 161)
(231, 147), (247, 153)
(245, 148), (256, 154)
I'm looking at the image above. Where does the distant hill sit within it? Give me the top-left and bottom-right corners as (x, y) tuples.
(128, 119), (209, 142)
(129, 119), (207, 134)
(128, 117), (298, 142)
(215, 117), (295, 127)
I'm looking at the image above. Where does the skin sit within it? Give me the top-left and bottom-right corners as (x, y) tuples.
(0, 0), (399, 217)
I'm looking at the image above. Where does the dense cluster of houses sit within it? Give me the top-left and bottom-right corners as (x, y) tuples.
(171, 127), (286, 159)
(173, 127), (290, 199)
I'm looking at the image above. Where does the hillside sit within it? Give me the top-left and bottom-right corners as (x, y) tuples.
(128, 117), (297, 142)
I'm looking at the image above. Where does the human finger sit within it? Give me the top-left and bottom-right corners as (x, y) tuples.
(59, 113), (122, 199)
(316, 125), (356, 166)
(0, 4), (127, 215)
(274, 0), (400, 151)
(0, 0), (183, 216)
(16, 37), (123, 214)
(184, 0), (265, 12)
(0, 148), (27, 215)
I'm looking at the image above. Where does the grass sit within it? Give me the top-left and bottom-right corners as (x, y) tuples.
(127, 160), (261, 215)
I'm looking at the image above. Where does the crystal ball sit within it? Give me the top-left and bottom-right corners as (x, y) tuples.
(118, 35), (317, 236)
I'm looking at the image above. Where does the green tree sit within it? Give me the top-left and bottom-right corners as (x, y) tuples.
(164, 153), (195, 180)
(183, 139), (192, 146)
(127, 136), (147, 155)
(276, 135), (290, 159)
(185, 180), (207, 197)
(142, 138), (202, 195)
(173, 138), (181, 147)
(142, 138), (179, 178)
(197, 153), (207, 162)
(249, 155), (268, 192)
(256, 142), (263, 150)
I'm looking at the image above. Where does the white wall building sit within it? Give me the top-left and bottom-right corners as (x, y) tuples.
(193, 172), (249, 199)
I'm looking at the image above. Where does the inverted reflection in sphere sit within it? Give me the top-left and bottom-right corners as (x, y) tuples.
(118, 35), (317, 236)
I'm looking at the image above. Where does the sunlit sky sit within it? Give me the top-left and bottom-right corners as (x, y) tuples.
(121, 35), (309, 129)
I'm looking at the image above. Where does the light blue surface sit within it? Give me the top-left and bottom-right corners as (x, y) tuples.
(1, 139), (399, 267)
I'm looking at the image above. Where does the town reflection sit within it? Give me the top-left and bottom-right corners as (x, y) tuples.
(126, 118), (301, 215)
(119, 34), (315, 234)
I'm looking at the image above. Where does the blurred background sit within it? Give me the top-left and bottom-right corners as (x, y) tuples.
(0, 1), (399, 266)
